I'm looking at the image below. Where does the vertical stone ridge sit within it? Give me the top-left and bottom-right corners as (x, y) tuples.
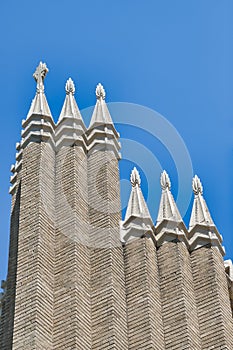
(9, 142), (22, 196)
(0, 184), (21, 350)
(87, 86), (127, 349)
(157, 242), (201, 349)
(54, 144), (91, 349)
(191, 247), (233, 349)
(224, 260), (233, 316)
(122, 167), (165, 349)
(124, 236), (165, 350)
(2, 140), (24, 348)
(10, 142), (55, 350)
(88, 149), (128, 349)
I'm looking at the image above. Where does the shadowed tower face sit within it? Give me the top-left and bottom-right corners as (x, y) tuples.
(0, 63), (233, 350)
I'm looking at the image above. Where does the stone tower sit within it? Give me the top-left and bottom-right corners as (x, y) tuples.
(0, 62), (233, 350)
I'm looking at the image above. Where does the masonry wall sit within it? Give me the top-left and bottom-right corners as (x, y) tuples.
(54, 144), (91, 350)
(191, 246), (233, 349)
(0, 183), (21, 350)
(157, 241), (201, 349)
(124, 236), (165, 350)
(88, 148), (128, 350)
(10, 142), (55, 350)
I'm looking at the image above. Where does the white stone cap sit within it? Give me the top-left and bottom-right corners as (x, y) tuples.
(189, 175), (214, 229)
(156, 170), (183, 225)
(120, 167), (153, 243)
(224, 260), (233, 281)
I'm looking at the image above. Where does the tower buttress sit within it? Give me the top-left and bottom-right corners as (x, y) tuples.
(53, 78), (91, 349)
(1, 62), (56, 350)
(122, 168), (165, 350)
(189, 175), (233, 349)
(156, 171), (201, 349)
(87, 84), (128, 349)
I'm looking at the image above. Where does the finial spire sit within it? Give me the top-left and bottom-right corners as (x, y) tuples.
(156, 170), (183, 224)
(188, 174), (225, 256)
(89, 82), (116, 128)
(25, 62), (52, 119)
(189, 175), (213, 227)
(96, 83), (106, 99)
(57, 77), (85, 129)
(120, 167), (153, 243)
(65, 78), (75, 95)
(160, 170), (171, 190)
(192, 175), (203, 195)
(33, 62), (49, 93)
(130, 167), (141, 187)
(155, 170), (188, 247)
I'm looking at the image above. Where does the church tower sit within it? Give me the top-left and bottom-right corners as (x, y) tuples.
(0, 63), (233, 350)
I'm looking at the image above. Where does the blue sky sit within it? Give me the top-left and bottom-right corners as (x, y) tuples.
(0, 0), (232, 282)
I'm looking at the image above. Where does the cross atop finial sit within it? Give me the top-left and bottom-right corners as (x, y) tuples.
(192, 175), (203, 195)
(160, 170), (171, 190)
(130, 167), (141, 187)
(96, 83), (106, 99)
(65, 78), (75, 95)
(33, 62), (49, 93)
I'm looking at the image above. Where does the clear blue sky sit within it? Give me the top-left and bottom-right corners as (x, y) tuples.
(0, 0), (232, 282)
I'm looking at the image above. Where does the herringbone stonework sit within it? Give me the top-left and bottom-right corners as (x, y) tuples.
(0, 63), (233, 349)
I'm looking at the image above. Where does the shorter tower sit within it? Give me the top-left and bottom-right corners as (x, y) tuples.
(154, 171), (201, 349)
(189, 176), (233, 349)
(121, 167), (165, 350)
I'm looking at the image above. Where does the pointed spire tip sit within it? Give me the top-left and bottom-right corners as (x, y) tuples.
(130, 167), (141, 187)
(96, 83), (106, 99)
(33, 62), (49, 93)
(65, 78), (75, 95)
(192, 175), (203, 195)
(160, 170), (171, 190)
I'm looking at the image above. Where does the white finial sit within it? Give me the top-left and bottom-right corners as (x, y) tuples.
(130, 167), (141, 187)
(192, 175), (203, 195)
(65, 78), (75, 95)
(96, 83), (106, 99)
(33, 62), (49, 93)
(160, 170), (171, 190)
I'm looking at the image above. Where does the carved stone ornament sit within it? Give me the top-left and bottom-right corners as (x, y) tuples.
(130, 167), (141, 187)
(192, 175), (203, 195)
(33, 62), (49, 93)
(65, 78), (75, 95)
(96, 83), (106, 99)
(160, 170), (171, 190)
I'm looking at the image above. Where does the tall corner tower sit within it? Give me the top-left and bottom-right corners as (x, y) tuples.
(0, 63), (233, 350)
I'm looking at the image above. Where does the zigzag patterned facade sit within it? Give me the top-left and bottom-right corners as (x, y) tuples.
(0, 62), (233, 350)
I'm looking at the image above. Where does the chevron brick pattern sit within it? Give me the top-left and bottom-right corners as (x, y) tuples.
(10, 143), (55, 350)
(88, 149), (128, 350)
(191, 247), (233, 350)
(124, 237), (165, 350)
(157, 242), (201, 349)
(54, 145), (91, 350)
